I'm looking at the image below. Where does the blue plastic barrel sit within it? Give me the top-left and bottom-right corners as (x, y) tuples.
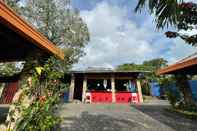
(150, 82), (160, 97)
(63, 92), (69, 102)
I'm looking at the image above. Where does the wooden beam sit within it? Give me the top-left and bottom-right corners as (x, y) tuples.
(0, 1), (64, 60)
(86, 76), (135, 80)
(157, 57), (197, 75)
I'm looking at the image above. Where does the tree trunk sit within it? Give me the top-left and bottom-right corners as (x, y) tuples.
(175, 74), (194, 105)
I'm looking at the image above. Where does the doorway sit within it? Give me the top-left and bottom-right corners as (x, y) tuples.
(73, 77), (83, 101)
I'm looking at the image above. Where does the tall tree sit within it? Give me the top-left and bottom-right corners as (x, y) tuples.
(135, 0), (197, 46)
(117, 58), (167, 72)
(143, 58), (167, 70)
(116, 58), (167, 81)
(4, 0), (21, 13)
(22, 0), (89, 72)
(5, 0), (90, 72)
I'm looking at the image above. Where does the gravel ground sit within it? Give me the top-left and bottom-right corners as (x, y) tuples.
(57, 100), (197, 131)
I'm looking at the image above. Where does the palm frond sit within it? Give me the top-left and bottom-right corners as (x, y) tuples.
(135, 0), (146, 12)
(135, 0), (183, 29)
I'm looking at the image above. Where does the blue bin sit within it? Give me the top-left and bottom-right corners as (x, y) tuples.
(150, 82), (160, 97)
(63, 92), (69, 102)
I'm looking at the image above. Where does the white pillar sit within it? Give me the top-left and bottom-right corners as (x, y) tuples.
(137, 80), (143, 103)
(111, 75), (116, 103)
(69, 75), (75, 102)
(82, 76), (87, 103)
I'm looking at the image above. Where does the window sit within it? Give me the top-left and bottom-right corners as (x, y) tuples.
(87, 79), (111, 91)
(115, 80), (137, 92)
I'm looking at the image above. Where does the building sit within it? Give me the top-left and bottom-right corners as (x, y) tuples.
(157, 52), (197, 75)
(157, 53), (197, 101)
(0, 1), (64, 104)
(68, 68), (147, 103)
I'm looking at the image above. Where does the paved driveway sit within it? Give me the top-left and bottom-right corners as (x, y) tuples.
(58, 100), (197, 131)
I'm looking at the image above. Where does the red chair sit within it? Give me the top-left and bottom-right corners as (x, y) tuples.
(85, 92), (91, 104)
(131, 93), (138, 104)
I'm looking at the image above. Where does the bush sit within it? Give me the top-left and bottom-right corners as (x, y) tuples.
(9, 57), (67, 131)
(15, 96), (61, 131)
(166, 91), (179, 107)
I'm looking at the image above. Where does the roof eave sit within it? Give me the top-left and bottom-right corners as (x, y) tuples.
(0, 1), (64, 60)
(157, 57), (197, 75)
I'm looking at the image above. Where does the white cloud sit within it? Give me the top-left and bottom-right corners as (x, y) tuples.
(162, 38), (197, 64)
(73, 1), (197, 69)
(183, 0), (197, 3)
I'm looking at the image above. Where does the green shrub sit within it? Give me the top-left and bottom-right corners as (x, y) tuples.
(11, 57), (67, 131)
(166, 91), (178, 107)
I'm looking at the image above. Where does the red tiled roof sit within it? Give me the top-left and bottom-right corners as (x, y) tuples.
(157, 52), (197, 75)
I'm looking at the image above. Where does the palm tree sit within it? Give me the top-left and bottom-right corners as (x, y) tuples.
(135, 0), (197, 46)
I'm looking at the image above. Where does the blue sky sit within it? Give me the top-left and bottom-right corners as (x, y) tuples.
(72, 0), (197, 69)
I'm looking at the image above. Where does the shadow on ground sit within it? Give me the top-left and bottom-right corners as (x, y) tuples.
(132, 105), (197, 131)
(60, 111), (148, 131)
(0, 106), (9, 124)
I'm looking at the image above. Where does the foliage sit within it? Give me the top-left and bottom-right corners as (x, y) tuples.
(0, 62), (21, 77)
(135, 0), (197, 46)
(165, 2), (197, 46)
(159, 75), (197, 111)
(116, 58), (167, 81)
(117, 58), (167, 72)
(174, 74), (195, 106)
(166, 91), (179, 108)
(159, 76), (182, 107)
(117, 63), (153, 71)
(143, 58), (168, 71)
(11, 57), (67, 130)
(141, 80), (150, 95)
(4, 0), (21, 13)
(158, 76), (174, 88)
(15, 96), (61, 131)
(135, 0), (181, 28)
